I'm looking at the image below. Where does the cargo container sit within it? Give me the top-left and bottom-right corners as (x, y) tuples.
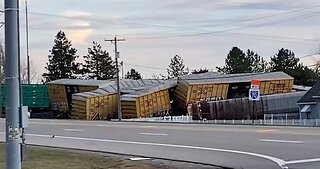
(47, 79), (114, 112)
(1, 84), (50, 108)
(191, 91), (306, 120)
(174, 71), (294, 114)
(121, 85), (172, 119)
(71, 90), (117, 120)
(71, 79), (176, 120)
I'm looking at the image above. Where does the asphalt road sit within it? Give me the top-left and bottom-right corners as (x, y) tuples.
(0, 119), (320, 169)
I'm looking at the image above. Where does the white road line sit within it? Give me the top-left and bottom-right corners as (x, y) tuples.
(139, 133), (168, 136)
(0, 132), (287, 169)
(63, 129), (84, 132)
(259, 139), (303, 144)
(285, 158), (320, 165)
(129, 157), (151, 161)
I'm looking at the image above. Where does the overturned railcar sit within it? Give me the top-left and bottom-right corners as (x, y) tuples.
(191, 91), (306, 120)
(174, 71), (294, 114)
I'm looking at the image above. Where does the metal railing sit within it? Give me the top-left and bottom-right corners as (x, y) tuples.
(123, 116), (320, 127)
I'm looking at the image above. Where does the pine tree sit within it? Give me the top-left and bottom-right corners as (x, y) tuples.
(247, 49), (268, 73)
(42, 31), (80, 82)
(167, 55), (188, 78)
(82, 41), (116, 80)
(269, 48), (319, 86)
(217, 47), (251, 74)
(269, 48), (299, 72)
(125, 68), (142, 80)
(191, 68), (209, 74)
(217, 47), (267, 74)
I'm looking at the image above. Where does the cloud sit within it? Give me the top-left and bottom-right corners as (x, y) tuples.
(62, 11), (92, 17)
(66, 29), (94, 45)
(11, 0), (320, 79)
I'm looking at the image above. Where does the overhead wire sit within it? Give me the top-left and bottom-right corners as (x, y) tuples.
(123, 62), (167, 71)
(19, 5), (320, 41)
(4, 7), (314, 46)
(125, 10), (320, 41)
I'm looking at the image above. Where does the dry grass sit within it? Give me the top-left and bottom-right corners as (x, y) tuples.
(0, 144), (173, 169)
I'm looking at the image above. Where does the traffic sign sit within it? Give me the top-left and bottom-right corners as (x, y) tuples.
(251, 79), (260, 89)
(249, 88), (260, 101)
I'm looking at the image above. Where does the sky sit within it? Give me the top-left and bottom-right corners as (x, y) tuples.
(1, 0), (320, 82)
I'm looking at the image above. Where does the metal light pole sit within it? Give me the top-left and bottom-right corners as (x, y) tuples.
(5, 0), (22, 169)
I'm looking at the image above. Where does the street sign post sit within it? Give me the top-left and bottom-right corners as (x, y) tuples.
(249, 88), (260, 101)
(249, 79), (260, 121)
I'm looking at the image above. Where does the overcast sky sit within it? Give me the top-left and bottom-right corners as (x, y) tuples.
(1, 0), (320, 82)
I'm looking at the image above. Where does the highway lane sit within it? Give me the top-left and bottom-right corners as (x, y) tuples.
(1, 119), (320, 169)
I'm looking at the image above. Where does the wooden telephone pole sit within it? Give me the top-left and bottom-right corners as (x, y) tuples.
(105, 36), (125, 121)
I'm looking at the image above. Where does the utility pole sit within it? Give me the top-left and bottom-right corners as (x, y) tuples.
(120, 61), (124, 79)
(5, 0), (22, 169)
(25, 0), (30, 84)
(105, 36), (125, 121)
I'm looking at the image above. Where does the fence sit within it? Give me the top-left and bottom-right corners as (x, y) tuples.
(123, 115), (320, 127)
(204, 119), (320, 127)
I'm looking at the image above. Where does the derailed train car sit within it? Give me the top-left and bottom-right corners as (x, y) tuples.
(190, 91), (306, 120)
(71, 79), (174, 120)
(175, 71), (294, 114)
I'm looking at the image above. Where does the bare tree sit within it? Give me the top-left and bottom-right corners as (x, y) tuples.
(20, 61), (37, 84)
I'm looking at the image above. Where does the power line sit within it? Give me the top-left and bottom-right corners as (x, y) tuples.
(10, 7), (318, 44)
(126, 11), (320, 41)
(16, 5), (320, 36)
(29, 5), (320, 30)
(199, 5), (320, 28)
(123, 62), (167, 71)
(299, 53), (320, 59)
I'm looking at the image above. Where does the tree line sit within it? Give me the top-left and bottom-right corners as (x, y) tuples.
(43, 31), (142, 82)
(43, 31), (319, 86)
(163, 47), (320, 86)
(216, 47), (319, 86)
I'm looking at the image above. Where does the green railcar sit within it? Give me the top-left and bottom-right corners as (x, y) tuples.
(1, 84), (50, 109)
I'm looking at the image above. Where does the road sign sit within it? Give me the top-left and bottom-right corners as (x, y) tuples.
(249, 88), (260, 101)
(251, 79), (260, 89)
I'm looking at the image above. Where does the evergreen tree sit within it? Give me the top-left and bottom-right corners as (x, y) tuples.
(42, 31), (80, 82)
(167, 55), (188, 78)
(286, 63), (319, 86)
(191, 68), (209, 74)
(247, 50), (268, 73)
(82, 41), (116, 80)
(217, 47), (267, 74)
(217, 47), (251, 74)
(269, 48), (319, 86)
(269, 48), (299, 72)
(125, 68), (142, 80)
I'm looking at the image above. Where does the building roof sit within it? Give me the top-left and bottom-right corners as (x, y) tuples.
(297, 80), (320, 104)
(179, 71), (293, 85)
(47, 79), (114, 87)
